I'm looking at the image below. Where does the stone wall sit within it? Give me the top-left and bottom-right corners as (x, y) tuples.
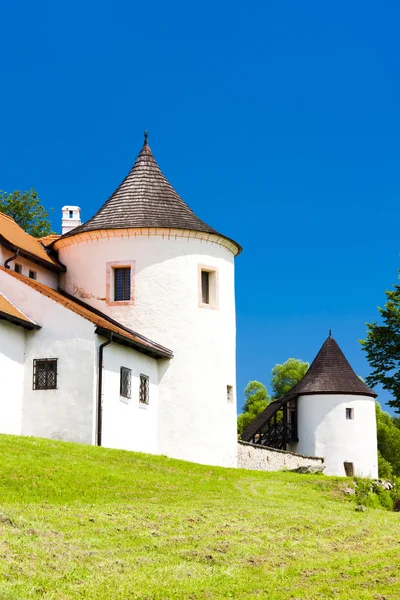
(237, 441), (324, 472)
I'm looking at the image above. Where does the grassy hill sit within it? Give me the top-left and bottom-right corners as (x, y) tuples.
(0, 436), (399, 599)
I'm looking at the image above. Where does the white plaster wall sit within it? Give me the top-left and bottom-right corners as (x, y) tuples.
(58, 233), (238, 467)
(101, 340), (159, 454)
(292, 394), (378, 477)
(0, 320), (25, 434)
(1, 248), (58, 288)
(0, 269), (97, 444)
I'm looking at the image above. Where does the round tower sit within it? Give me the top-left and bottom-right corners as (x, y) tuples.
(288, 334), (378, 478)
(53, 133), (241, 467)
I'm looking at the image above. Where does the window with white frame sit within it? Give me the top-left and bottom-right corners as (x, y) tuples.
(14, 263), (22, 274)
(29, 269), (37, 280)
(139, 374), (149, 405)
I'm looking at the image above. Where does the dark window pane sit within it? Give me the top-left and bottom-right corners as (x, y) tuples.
(33, 359), (57, 390)
(114, 268), (131, 301)
(201, 271), (209, 304)
(139, 374), (149, 404)
(120, 367), (132, 399)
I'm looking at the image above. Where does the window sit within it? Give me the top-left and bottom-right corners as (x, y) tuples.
(198, 266), (218, 309)
(106, 261), (135, 306)
(69, 210), (73, 218)
(29, 270), (37, 280)
(201, 271), (210, 304)
(114, 267), (131, 301)
(227, 385), (233, 403)
(139, 374), (149, 405)
(120, 367), (132, 400)
(33, 359), (57, 390)
(14, 264), (22, 274)
(346, 408), (354, 420)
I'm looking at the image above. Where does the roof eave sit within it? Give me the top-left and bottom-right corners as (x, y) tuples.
(95, 326), (173, 360)
(0, 310), (41, 330)
(295, 389), (378, 399)
(53, 226), (242, 256)
(0, 234), (66, 273)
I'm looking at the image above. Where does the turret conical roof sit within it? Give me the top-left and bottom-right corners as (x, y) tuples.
(60, 134), (241, 253)
(289, 334), (376, 397)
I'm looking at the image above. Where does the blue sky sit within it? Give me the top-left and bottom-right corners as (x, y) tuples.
(1, 1), (399, 412)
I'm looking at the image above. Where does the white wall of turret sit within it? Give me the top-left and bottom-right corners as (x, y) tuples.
(289, 393), (378, 478)
(55, 229), (238, 468)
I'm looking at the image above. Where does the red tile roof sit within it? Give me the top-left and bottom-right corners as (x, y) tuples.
(0, 266), (172, 359)
(0, 212), (63, 272)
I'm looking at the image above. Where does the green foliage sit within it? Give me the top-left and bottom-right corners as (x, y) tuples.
(378, 451), (393, 479)
(237, 381), (270, 434)
(0, 188), (52, 237)
(353, 478), (393, 511)
(375, 486), (394, 511)
(376, 402), (400, 476)
(360, 272), (400, 411)
(270, 357), (309, 399)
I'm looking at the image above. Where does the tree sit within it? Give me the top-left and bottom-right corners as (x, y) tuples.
(270, 358), (309, 399)
(237, 381), (270, 435)
(376, 402), (400, 477)
(360, 273), (400, 412)
(0, 189), (52, 237)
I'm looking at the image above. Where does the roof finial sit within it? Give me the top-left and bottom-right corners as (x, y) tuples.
(329, 329), (332, 338)
(144, 129), (148, 146)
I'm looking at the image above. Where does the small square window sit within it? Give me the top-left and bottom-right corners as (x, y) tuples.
(139, 374), (149, 405)
(114, 267), (131, 301)
(120, 367), (132, 400)
(346, 408), (354, 420)
(227, 385), (233, 403)
(14, 264), (22, 274)
(29, 270), (37, 280)
(33, 359), (57, 390)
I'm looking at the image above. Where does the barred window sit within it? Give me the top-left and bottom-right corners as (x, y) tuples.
(114, 267), (131, 301)
(120, 367), (132, 400)
(139, 374), (149, 405)
(33, 359), (57, 390)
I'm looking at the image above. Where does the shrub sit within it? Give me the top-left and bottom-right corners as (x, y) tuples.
(378, 451), (393, 479)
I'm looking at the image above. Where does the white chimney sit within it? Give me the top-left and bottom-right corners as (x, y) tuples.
(62, 206), (82, 235)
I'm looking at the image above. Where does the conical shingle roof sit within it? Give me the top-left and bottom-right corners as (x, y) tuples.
(61, 134), (241, 253)
(289, 334), (376, 397)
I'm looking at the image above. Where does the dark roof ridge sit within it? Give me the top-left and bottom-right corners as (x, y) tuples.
(56, 137), (241, 254)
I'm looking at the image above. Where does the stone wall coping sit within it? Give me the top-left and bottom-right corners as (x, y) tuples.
(238, 440), (324, 463)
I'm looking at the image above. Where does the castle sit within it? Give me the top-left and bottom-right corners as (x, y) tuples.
(0, 134), (378, 476)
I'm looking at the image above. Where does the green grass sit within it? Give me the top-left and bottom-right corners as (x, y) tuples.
(0, 435), (399, 599)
